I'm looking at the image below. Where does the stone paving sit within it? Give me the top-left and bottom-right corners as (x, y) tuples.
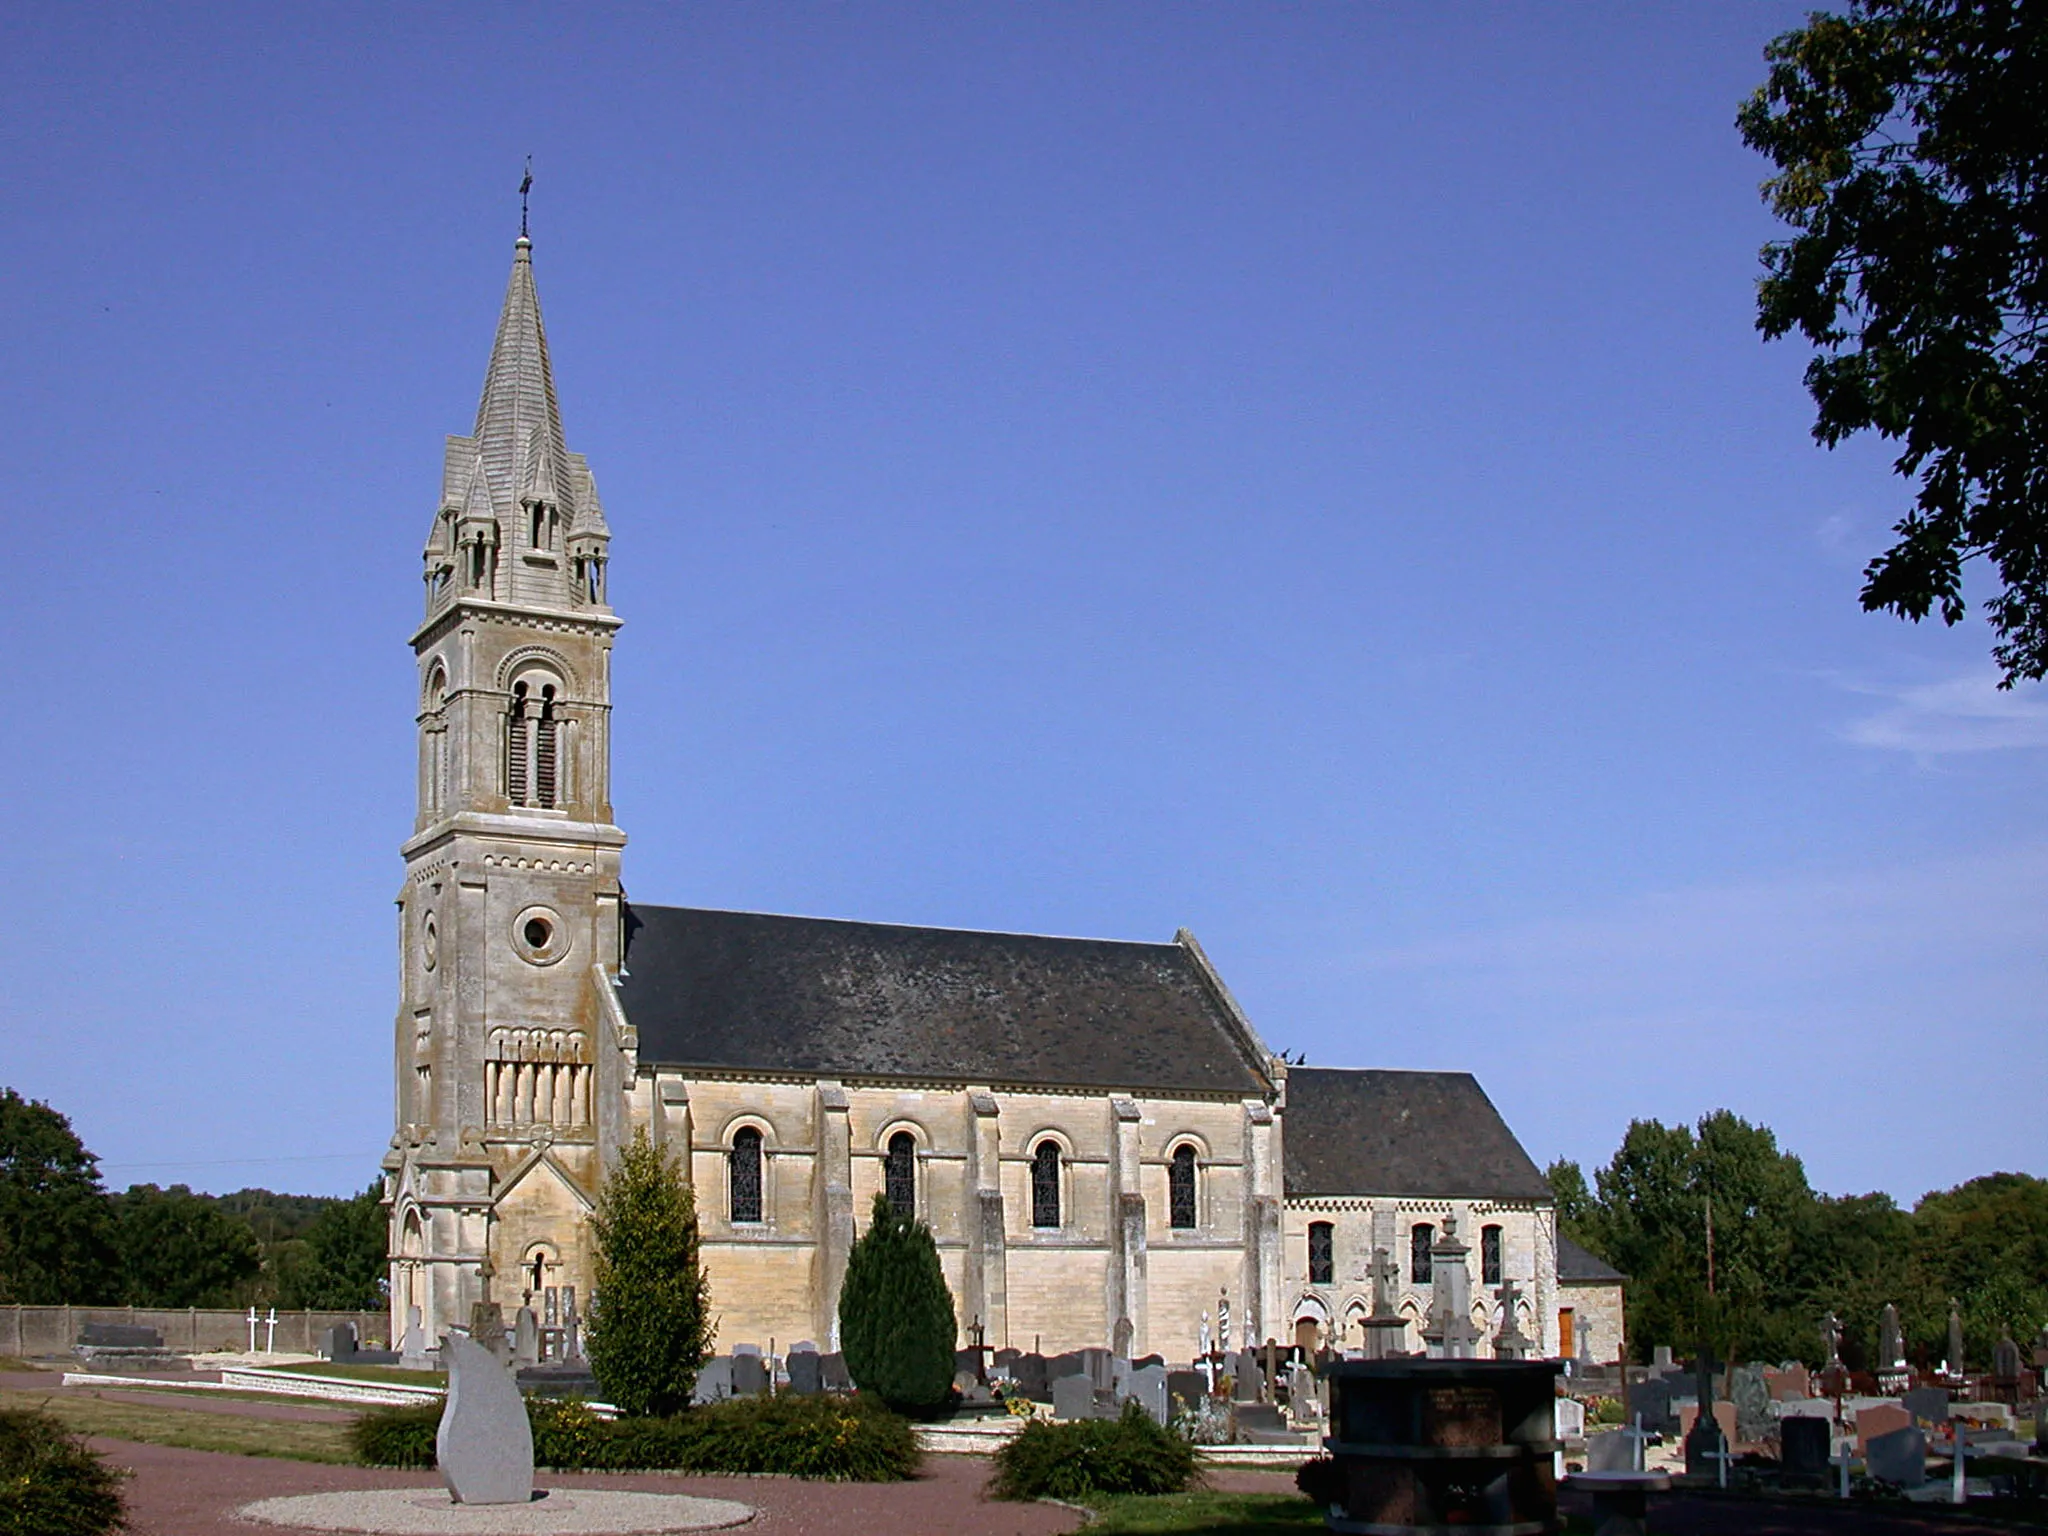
(85, 1439), (1083, 1536)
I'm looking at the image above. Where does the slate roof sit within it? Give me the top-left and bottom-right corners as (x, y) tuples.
(1281, 1067), (1552, 1201)
(1557, 1235), (1627, 1283)
(617, 904), (1272, 1096)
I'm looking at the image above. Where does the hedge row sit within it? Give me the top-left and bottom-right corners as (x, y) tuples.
(0, 1408), (127, 1536)
(987, 1401), (1200, 1501)
(350, 1394), (918, 1482)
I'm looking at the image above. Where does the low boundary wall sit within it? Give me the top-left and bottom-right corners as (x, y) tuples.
(2, 1305), (386, 1358)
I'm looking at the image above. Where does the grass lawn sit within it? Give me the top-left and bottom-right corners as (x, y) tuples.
(1081, 1491), (1325, 1533)
(255, 1361), (445, 1389)
(1, 1390), (355, 1463)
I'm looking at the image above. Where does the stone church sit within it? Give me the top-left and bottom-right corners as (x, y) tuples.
(383, 232), (1588, 1367)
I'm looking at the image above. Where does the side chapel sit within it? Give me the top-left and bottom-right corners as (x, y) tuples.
(384, 232), (1584, 1366)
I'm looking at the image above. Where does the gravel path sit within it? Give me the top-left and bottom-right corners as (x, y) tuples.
(88, 1439), (1083, 1536)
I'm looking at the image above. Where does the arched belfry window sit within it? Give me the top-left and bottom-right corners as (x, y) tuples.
(1030, 1141), (1061, 1229)
(1308, 1221), (1335, 1285)
(729, 1127), (763, 1224)
(1481, 1224), (1503, 1287)
(506, 677), (560, 809)
(1411, 1223), (1435, 1285)
(1169, 1144), (1198, 1230)
(884, 1131), (916, 1217)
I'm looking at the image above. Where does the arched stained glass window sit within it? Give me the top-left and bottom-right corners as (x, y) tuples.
(1308, 1221), (1334, 1285)
(1481, 1224), (1503, 1286)
(885, 1131), (917, 1216)
(1411, 1223), (1435, 1284)
(729, 1126), (763, 1224)
(1031, 1141), (1061, 1229)
(1169, 1145), (1198, 1230)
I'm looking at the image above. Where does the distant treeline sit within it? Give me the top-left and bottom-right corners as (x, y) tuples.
(0, 1088), (385, 1310)
(1550, 1110), (2048, 1370)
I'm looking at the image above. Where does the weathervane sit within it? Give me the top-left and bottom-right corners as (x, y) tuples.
(520, 156), (533, 238)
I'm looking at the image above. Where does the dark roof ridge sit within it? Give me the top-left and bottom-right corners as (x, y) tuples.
(624, 898), (1186, 951)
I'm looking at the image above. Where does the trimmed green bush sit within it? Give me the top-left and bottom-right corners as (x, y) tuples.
(346, 1402), (438, 1468)
(0, 1407), (127, 1536)
(586, 1129), (714, 1418)
(351, 1393), (917, 1481)
(838, 1191), (958, 1414)
(988, 1401), (1200, 1501)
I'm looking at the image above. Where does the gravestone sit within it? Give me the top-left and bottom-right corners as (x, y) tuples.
(437, 1333), (533, 1506)
(1554, 1398), (1586, 1442)
(1053, 1374), (1098, 1421)
(1082, 1347), (1115, 1391)
(320, 1322), (358, 1362)
(1167, 1369), (1208, 1412)
(1132, 1353), (1165, 1372)
(1948, 1302), (1967, 1375)
(1652, 1345), (1675, 1371)
(1287, 1365), (1320, 1420)
(73, 1323), (175, 1371)
(1128, 1363), (1168, 1424)
(1047, 1351), (1087, 1386)
(1584, 1429), (1633, 1473)
(1781, 1415), (1832, 1479)
(993, 1347), (1021, 1371)
(820, 1352), (853, 1392)
(1903, 1386), (1950, 1431)
(1993, 1331), (2023, 1389)
(1876, 1303), (1908, 1390)
(787, 1349), (823, 1395)
(1777, 1396), (1834, 1419)
(692, 1356), (734, 1404)
(1866, 1425), (1928, 1488)
(1729, 1363), (1773, 1443)
(1231, 1349), (1263, 1401)
(1626, 1375), (1677, 1435)
(1856, 1402), (1911, 1453)
(560, 1289), (583, 1363)
(1235, 1402), (1292, 1443)
(1012, 1354), (1050, 1402)
(511, 1308), (540, 1369)
(400, 1306), (431, 1370)
(731, 1352), (769, 1397)
(468, 1301), (510, 1365)
(1683, 1404), (1733, 1476)
(1763, 1363), (1811, 1401)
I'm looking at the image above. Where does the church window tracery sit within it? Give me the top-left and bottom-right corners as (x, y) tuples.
(1169, 1144), (1198, 1230)
(1030, 1141), (1061, 1229)
(1411, 1224), (1434, 1285)
(1481, 1224), (1502, 1286)
(884, 1131), (916, 1217)
(1308, 1221), (1334, 1285)
(730, 1127), (763, 1224)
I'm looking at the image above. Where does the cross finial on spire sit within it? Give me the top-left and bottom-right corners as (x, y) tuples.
(519, 156), (534, 239)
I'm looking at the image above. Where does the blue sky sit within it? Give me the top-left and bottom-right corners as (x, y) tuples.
(3, 4), (2041, 1205)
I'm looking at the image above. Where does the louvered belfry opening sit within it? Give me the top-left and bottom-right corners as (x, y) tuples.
(506, 683), (530, 803)
(534, 686), (558, 808)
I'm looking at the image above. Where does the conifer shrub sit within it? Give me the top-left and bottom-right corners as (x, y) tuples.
(837, 1191), (958, 1414)
(585, 1129), (713, 1417)
(987, 1401), (1200, 1501)
(350, 1393), (917, 1481)
(0, 1407), (127, 1536)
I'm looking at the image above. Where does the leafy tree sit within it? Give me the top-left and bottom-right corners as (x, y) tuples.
(585, 1129), (712, 1418)
(110, 1185), (261, 1307)
(1544, 1158), (1603, 1254)
(838, 1192), (958, 1414)
(1911, 1172), (2048, 1358)
(0, 1089), (115, 1304)
(1738, 1), (2048, 684)
(281, 1180), (389, 1309)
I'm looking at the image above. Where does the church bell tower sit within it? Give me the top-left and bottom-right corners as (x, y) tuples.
(385, 231), (629, 1345)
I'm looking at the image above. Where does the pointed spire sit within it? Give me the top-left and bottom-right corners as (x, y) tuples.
(472, 235), (571, 528)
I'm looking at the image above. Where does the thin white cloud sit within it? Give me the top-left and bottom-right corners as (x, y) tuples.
(1834, 668), (2048, 754)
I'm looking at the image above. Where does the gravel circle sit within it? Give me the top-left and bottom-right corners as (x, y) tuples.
(237, 1488), (755, 1534)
